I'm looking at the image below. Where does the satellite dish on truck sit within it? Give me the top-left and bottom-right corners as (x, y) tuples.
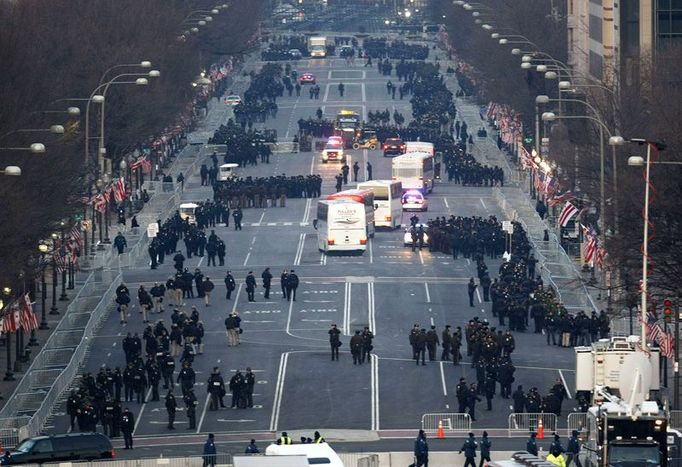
(619, 352), (653, 408)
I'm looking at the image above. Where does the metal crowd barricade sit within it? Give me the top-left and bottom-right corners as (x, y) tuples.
(421, 413), (472, 433)
(0, 428), (21, 449)
(567, 412), (589, 435)
(508, 413), (557, 437)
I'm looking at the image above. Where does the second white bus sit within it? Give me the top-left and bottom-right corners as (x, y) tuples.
(391, 152), (435, 194)
(357, 180), (403, 228)
(315, 199), (368, 252)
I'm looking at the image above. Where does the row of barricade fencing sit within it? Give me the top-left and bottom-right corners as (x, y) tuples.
(16, 453), (379, 467)
(421, 413), (472, 433)
(492, 187), (599, 316)
(0, 270), (121, 447)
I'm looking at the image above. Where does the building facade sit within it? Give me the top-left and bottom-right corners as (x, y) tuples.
(567, 0), (682, 84)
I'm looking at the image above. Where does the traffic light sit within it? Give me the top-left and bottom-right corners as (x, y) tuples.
(664, 298), (674, 322)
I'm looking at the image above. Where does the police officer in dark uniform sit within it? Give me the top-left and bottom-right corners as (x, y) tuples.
(177, 361), (196, 396)
(148, 361), (161, 402)
(441, 325), (452, 361)
(329, 324), (341, 361)
(165, 391), (177, 430)
(361, 327), (374, 363)
(261, 267), (273, 299)
(415, 329), (427, 365)
(350, 330), (363, 365)
(224, 271), (236, 300)
(286, 269), (299, 301)
(184, 388), (198, 429)
(426, 326), (439, 361)
(207, 367), (225, 411)
(121, 407), (135, 449)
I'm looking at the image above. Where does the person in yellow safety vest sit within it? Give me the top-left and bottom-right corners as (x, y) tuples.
(546, 449), (567, 467)
(314, 431), (326, 443)
(277, 432), (292, 445)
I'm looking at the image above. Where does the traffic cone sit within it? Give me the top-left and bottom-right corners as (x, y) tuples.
(537, 418), (544, 439)
(437, 420), (445, 439)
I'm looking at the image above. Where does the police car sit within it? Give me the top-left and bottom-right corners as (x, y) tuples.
(404, 223), (430, 246)
(401, 189), (428, 211)
(321, 137), (345, 163)
(224, 95), (242, 106)
(299, 72), (316, 85)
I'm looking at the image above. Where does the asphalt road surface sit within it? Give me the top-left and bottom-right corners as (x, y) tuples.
(47, 52), (577, 448)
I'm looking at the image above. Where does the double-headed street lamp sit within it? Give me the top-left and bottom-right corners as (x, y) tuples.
(37, 242), (50, 330)
(0, 166), (21, 176)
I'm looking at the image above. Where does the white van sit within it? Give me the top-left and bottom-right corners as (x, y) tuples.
(265, 443), (344, 467)
(218, 163), (239, 181)
(179, 203), (199, 225)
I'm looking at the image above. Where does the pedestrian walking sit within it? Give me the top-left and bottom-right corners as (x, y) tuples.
(350, 330), (363, 365)
(329, 324), (341, 361)
(566, 430), (582, 467)
(245, 271), (257, 302)
(286, 269), (299, 301)
(232, 207), (243, 230)
(467, 278), (477, 307)
(202, 433), (217, 467)
(121, 407), (135, 449)
(526, 432), (539, 456)
(479, 431), (491, 467)
(352, 161), (359, 182)
(459, 432), (477, 467)
(366, 161), (372, 180)
(224, 271), (236, 300)
(245, 439), (260, 454)
(165, 391), (176, 430)
(413, 429), (429, 467)
(262, 267), (273, 299)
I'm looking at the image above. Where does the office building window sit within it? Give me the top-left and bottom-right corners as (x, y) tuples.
(590, 14), (604, 42)
(657, 0), (682, 47)
(589, 51), (604, 78)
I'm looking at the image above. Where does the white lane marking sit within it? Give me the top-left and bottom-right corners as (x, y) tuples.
(439, 361), (448, 396)
(302, 198), (312, 224)
(368, 237), (374, 264)
(132, 387), (153, 435)
(285, 296), (295, 337)
(319, 252), (326, 265)
(196, 393), (211, 434)
(232, 284), (243, 315)
(367, 282), (376, 334)
(269, 352), (289, 431)
(430, 316), (435, 327)
(309, 150), (316, 175)
(251, 236), (256, 245)
(343, 282), (352, 335)
(559, 369), (573, 399)
(323, 84), (330, 102)
(480, 198), (488, 210)
(197, 256), (204, 267)
(418, 250), (424, 265)
(371, 353), (380, 430)
(363, 149), (369, 181)
(361, 83), (366, 102)
(476, 288), (482, 303)
(294, 233), (306, 266)
(243, 252), (251, 266)
(444, 197), (450, 211)
(258, 211), (265, 224)
(424, 283), (431, 303)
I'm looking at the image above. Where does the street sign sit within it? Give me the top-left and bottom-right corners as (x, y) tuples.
(147, 222), (159, 238)
(502, 221), (513, 234)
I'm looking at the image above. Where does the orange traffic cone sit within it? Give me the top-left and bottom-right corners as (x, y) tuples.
(437, 420), (445, 439)
(537, 418), (544, 439)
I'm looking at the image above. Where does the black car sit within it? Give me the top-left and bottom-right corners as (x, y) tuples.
(383, 138), (405, 156)
(7, 433), (114, 464)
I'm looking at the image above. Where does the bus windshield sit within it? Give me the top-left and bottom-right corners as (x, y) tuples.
(608, 444), (660, 466)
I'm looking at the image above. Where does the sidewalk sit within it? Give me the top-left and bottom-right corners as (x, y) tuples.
(438, 57), (603, 317)
(0, 50), (265, 438)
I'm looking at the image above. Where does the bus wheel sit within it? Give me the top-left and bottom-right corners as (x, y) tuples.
(369, 144), (376, 150)
(352, 143), (360, 150)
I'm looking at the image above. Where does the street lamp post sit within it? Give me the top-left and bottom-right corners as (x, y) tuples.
(38, 243), (49, 330)
(2, 287), (14, 381)
(58, 222), (68, 301)
(49, 233), (59, 315)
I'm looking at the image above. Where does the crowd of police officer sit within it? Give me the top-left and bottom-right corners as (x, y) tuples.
(361, 38), (429, 60)
(213, 174), (323, 208)
(424, 215), (505, 260)
(231, 63), (285, 130)
(208, 122), (274, 168)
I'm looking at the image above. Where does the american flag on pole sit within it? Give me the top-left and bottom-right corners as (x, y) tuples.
(141, 158), (152, 174)
(94, 194), (107, 213)
(596, 247), (608, 268)
(558, 202), (579, 227)
(2, 306), (17, 333)
(642, 310), (663, 345)
(112, 177), (126, 203)
(548, 191), (576, 208)
(130, 158), (145, 171)
(535, 171), (546, 195)
(660, 332), (675, 359)
(19, 293), (38, 331)
(544, 175), (560, 197)
(581, 224), (597, 264)
(68, 226), (82, 249)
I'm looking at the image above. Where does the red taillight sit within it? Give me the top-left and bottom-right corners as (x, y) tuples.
(360, 239), (367, 245)
(400, 144), (405, 149)
(327, 239), (335, 245)
(385, 216), (392, 221)
(111, 450), (116, 458)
